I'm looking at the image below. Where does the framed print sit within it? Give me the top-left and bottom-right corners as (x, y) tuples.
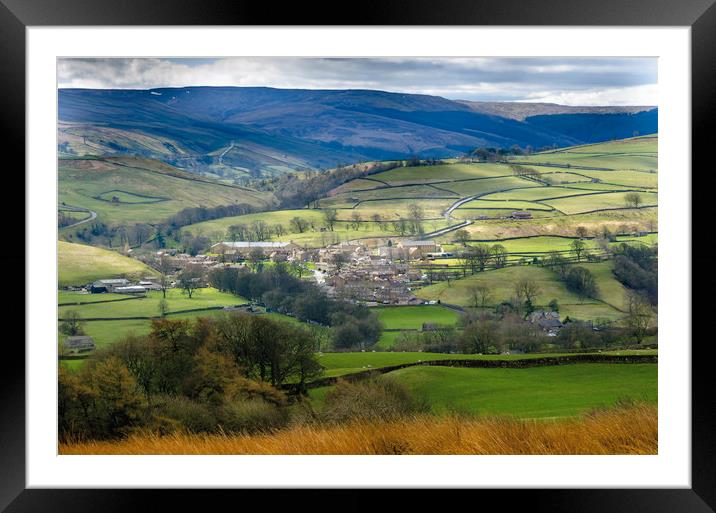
(3, 0), (714, 511)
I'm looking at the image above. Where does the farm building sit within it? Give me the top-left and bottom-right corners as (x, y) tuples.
(512, 211), (533, 220)
(527, 311), (563, 335)
(64, 335), (95, 353)
(211, 241), (298, 257)
(90, 278), (130, 293)
(113, 285), (147, 296)
(398, 240), (442, 256)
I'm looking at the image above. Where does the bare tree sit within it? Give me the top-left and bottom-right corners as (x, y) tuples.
(514, 278), (541, 305)
(469, 284), (493, 308)
(177, 264), (204, 299)
(454, 229), (470, 247)
(625, 291), (654, 344)
(322, 209), (338, 231)
(624, 192), (643, 208)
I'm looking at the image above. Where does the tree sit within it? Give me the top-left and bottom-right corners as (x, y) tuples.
(570, 239), (586, 261)
(289, 216), (310, 234)
(158, 298), (169, 318)
(491, 244), (507, 268)
(625, 291), (654, 344)
(460, 315), (501, 354)
(514, 279), (541, 306)
(625, 192), (643, 208)
(59, 310), (85, 336)
(407, 204), (424, 235)
(323, 209), (338, 231)
(472, 244), (492, 272)
(454, 229), (470, 247)
(575, 226), (589, 238)
(177, 264), (204, 299)
(468, 284), (493, 308)
(350, 211), (363, 231)
(564, 267), (598, 298)
(157, 255), (173, 299)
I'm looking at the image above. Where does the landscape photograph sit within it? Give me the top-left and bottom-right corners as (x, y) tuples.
(56, 57), (658, 455)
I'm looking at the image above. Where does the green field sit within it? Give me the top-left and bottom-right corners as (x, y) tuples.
(445, 236), (600, 255)
(371, 163), (512, 184)
(58, 291), (134, 304)
(58, 287), (245, 319)
(382, 364), (657, 418)
(415, 261), (628, 320)
(58, 241), (158, 286)
(374, 305), (460, 330)
(448, 207), (657, 241)
(58, 157), (272, 226)
(542, 191), (658, 214)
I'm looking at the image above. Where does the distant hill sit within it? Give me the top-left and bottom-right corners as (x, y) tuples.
(58, 87), (657, 178)
(58, 156), (274, 227)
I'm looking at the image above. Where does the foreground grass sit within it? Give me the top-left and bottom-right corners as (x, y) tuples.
(59, 403), (657, 455)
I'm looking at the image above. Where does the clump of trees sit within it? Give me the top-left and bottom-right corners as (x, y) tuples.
(208, 265), (383, 350)
(612, 243), (657, 305)
(59, 315), (322, 442)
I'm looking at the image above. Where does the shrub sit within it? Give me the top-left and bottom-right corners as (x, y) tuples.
(217, 399), (289, 434)
(321, 377), (429, 424)
(154, 395), (217, 434)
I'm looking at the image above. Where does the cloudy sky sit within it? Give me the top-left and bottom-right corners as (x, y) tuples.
(57, 57), (657, 106)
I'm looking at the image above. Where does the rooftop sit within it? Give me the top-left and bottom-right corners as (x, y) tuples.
(213, 241), (293, 249)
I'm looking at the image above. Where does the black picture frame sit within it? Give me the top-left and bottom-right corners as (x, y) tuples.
(3, 0), (713, 511)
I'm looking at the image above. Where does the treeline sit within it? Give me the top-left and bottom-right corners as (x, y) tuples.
(394, 311), (640, 355)
(208, 265), (383, 350)
(264, 161), (402, 209)
(165, 203), (259, 231)
(59, 316), (321, 441)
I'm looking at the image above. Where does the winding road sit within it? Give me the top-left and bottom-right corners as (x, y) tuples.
(60, 206), (97, 229)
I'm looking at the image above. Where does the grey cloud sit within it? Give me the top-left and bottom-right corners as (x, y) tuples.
(57, 57), (657, 105)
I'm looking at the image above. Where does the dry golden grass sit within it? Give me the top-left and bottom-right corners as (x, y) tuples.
(60, 403), (656, 455)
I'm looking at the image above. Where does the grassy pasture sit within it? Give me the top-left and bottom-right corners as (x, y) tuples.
(58, 241), (158, 286)
(539, 172), (593, 184)
(371, 163), (512, 184)
(58, 291), (135, 305)
(483, 186), (614, 201)
(538, 136), (657, 155)
(446, 235), (601, 254)
(414, 262), (628, 320)
(382, 364), (657, 418)
(96, 190), (167, 203)
(457, 199), (554, 211)
(542, 191), (658, 214)
(350, 198), (455, 219)
(440, 176), (539, 196)
(453, 207), (657, 241)
(58, 288), (245, 319)
(374, 305), (460, 330)
(58, 158), (271, 226)
(181, 208), (451, 247)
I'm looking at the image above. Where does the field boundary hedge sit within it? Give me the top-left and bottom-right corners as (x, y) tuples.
(282, 353), (658, 393)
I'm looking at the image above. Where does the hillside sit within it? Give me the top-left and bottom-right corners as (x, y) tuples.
(58, 241), (158, 286)
(58, 156), (274, 227)
(58, 87), (657, 178)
